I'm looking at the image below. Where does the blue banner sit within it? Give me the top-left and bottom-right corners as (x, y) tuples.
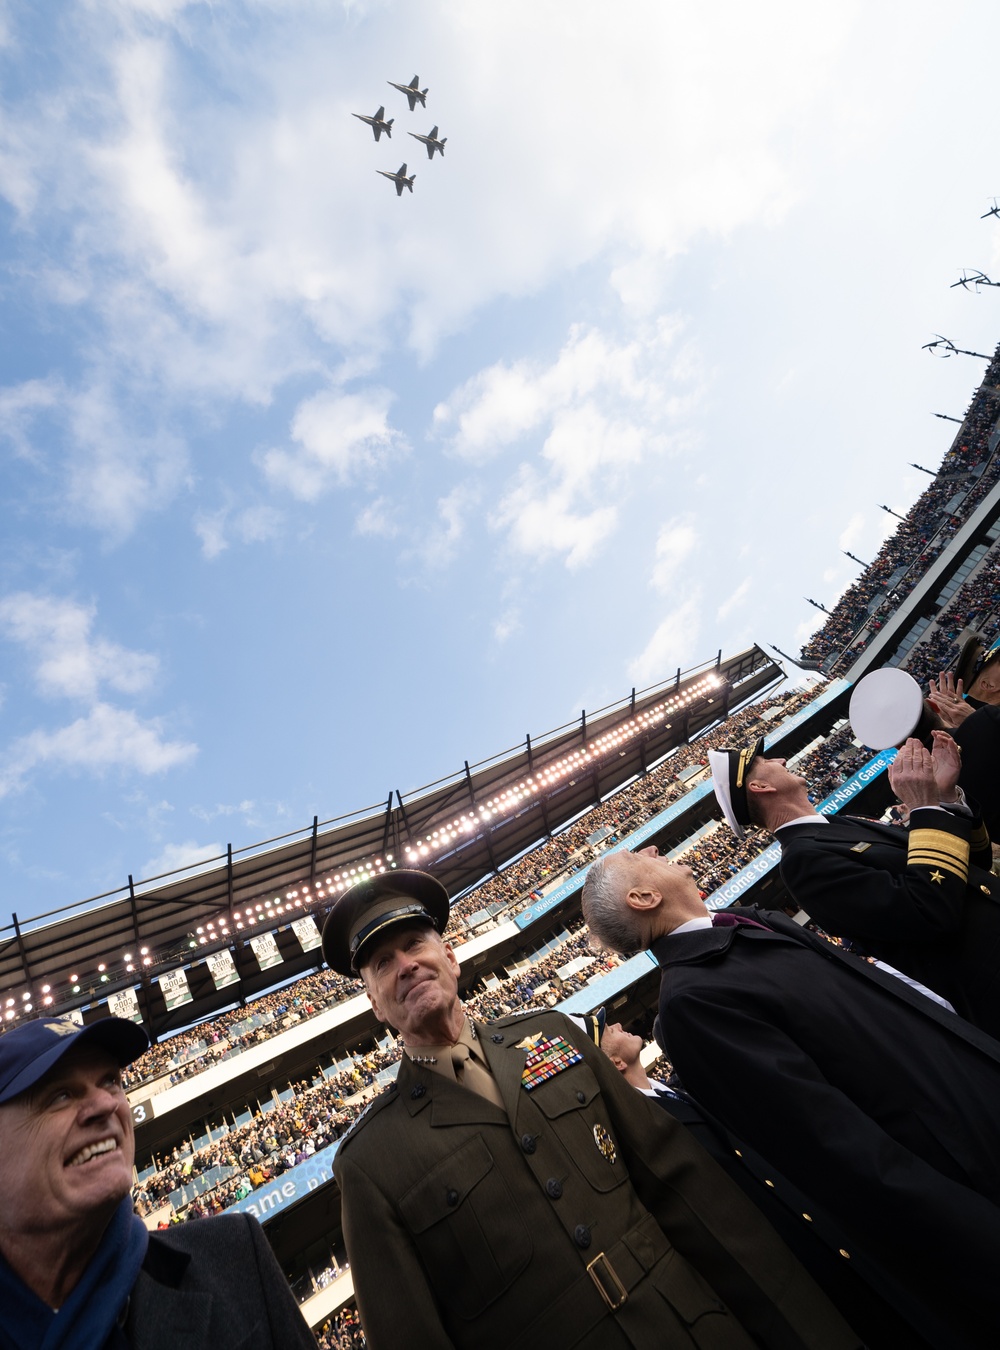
(227, 1140), (341, 1223)
(708, 747), (897, 909)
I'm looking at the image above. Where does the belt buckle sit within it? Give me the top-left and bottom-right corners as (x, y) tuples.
(587, 1251), (628, 1311)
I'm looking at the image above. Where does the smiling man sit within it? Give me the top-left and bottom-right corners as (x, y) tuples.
(0, 1015), (316, 1349)
(323, 869), (861, 1350)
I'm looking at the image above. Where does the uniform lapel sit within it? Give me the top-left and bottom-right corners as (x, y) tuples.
(397, 1041), (507, 1127)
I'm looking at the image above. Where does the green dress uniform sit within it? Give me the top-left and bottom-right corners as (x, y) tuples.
(333, 1007), (860, 1350)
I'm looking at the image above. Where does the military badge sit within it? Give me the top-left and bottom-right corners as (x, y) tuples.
(520, 1034), (583, 1090)
(515, 1032), (545, 1051)
(593, 1123), (617, 1164)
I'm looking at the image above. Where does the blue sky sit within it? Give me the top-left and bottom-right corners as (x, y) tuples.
(2, 0), (999, 921)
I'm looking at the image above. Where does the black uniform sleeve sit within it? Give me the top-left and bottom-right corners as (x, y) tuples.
(780, 808), (972, 944)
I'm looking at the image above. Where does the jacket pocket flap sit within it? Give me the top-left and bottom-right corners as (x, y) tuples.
(398, 1134), (493, 1234)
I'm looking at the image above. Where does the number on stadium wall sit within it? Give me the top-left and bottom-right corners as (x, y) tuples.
(132, 1100), (151, 1125)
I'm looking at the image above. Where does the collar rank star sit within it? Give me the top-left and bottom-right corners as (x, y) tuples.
(593, 1123), (617, 1164)
(520, 1034), (583, 1090)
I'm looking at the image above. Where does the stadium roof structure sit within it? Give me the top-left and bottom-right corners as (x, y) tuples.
(0, 646), (781, 1038)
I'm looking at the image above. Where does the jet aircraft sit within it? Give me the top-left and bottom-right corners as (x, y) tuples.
(981, 199), (1000, 220)
(377, 163), (415, 196)
(408, 125), (446, 159)
(352, 106), (393, 141)
(388, 75), (428, 110)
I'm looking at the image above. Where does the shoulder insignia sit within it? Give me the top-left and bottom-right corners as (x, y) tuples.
(491, 1005), (549, 1026)
(335, 1084), (398, 1151)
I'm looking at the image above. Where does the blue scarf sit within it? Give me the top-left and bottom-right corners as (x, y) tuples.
(0, 1196), (149, 1350)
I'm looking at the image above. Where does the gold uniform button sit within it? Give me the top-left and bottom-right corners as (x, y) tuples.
(764, 1179), (775, 1188)
(734, 1149), (742, 1157)
(839, 1249), (850, 1259)
(981, 885), (991, 895)
(802, 1213), (812, 1222)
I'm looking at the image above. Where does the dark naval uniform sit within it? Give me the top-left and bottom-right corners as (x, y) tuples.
(334, 1007), (860, 1350)
(776, 806), (1000, 1036)
(651, 911), (1000, 1350)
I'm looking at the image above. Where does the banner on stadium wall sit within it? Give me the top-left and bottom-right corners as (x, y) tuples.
(64, 1008), (85, 1027)
(708, 747), (897, 910)
(249, 932), (283, 971)
(206, 949), (239, 990)
(107, 987), (142, 1024)
(291, 916), (322, 952)
(228, 1139), (341, 1224)
(158, 967), (193, 1012)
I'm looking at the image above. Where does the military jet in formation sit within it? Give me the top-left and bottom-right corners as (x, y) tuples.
(408, 125), (446, 159)
(377, 163), (416, 196)
(352, 105), (394, 142)
(388, 75), (428, 110)
(353, 74), (445, 196)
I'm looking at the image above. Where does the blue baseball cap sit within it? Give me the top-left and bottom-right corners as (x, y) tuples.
(0, 1015), (150, 1105)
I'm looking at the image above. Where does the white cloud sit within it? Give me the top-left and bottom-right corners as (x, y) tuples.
(139, 838), (224, 883)
(717, 578), (752, 622)
(650, 518), (699, 593)
(0, 703), (197, 799)
(190, 799), (255, 824)
(0, 592), (158, 701)
(260, 386), (407, 501)
(438, 320), (695, 569)
(838, 512), (867, 553)
(628, 597), (703, 687)
(0, 376), (189, 539)
(435, 321), (684, 462)
(493, 608), (520, 644)
(416, 483), (480, 569)
(355, 496), (399, 538)
(194, 502), (283, 559)
(492, 467), (618, 571)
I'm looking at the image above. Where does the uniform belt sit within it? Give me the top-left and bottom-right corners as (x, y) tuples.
(508, 1212), (669, 1350)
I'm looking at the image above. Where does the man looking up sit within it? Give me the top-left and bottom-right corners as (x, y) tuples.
(0, 1016), (316, 1349)
(582, 845), (1000, 1350)
(324, 869), (860, 1350)
(707, 734), (1000, 1036)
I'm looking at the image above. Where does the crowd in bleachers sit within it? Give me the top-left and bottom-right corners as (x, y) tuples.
(799, 344), (1000, 669)
(121, 968), (360, 1091)
(121, 689), (819, 1095)
(316, 1307), (365, 1349)
(903, 552), (1000, 688)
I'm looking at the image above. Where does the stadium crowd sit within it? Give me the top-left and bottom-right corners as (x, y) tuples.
(800, 342), (1000, 670)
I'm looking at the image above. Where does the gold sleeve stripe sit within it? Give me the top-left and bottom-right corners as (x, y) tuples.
(971, 824), (991, 853)
(907, 856), (968, 880)
(907, 829), (970, 866)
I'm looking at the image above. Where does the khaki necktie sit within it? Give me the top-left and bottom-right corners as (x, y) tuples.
(450, 1041), (505, 1110)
